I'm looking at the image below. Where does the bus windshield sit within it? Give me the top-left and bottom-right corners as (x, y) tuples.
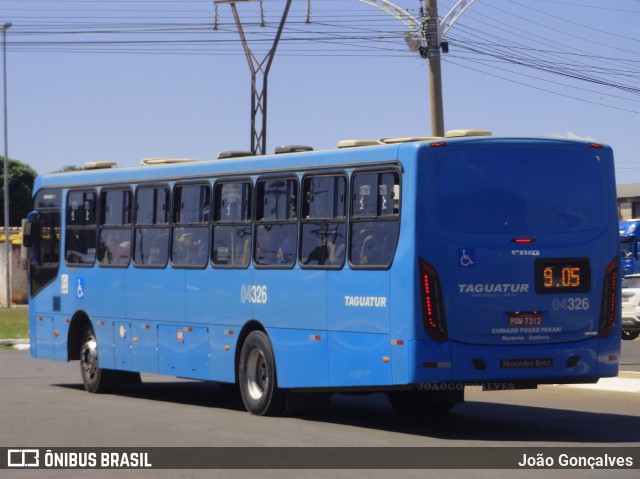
(434, 147), (603, 235)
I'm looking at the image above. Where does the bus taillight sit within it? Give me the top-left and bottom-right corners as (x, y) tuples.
(419, 258), (447, 343)
(598, 257), (618, 338)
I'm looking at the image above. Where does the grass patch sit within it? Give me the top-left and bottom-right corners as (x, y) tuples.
(0, 307), (29, 339)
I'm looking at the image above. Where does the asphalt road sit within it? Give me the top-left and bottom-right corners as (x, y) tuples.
(1, 343), (639, 479)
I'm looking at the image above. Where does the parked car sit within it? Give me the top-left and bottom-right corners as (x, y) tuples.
(621, 274), (640, 340)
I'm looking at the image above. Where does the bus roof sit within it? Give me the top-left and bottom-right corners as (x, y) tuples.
(34, 135), (611, 191)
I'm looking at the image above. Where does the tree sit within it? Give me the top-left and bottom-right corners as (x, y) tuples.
(0, 157), (37, 227)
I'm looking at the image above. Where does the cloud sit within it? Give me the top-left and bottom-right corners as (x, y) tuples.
(550, 131), (596, 142)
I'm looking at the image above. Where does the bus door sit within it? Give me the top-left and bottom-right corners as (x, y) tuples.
(24, 188), (62, 359)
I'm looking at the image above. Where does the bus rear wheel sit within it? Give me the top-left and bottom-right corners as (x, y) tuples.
(238, 331), (285, 416)
(79, 327), (117, 393)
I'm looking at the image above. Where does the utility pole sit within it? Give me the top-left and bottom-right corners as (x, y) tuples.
(1, 22), (11, 308)
(215, 0), (292, 155)
(358, 0), (477, 137)
(425, 0), (444, 137)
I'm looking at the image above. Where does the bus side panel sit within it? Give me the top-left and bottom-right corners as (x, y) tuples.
(114, 321), (133, 370)
(269, 328), (329, 388)
(209, 325), (237, 383)
(328, 332), (392, 387)
(327, 270), (390, 333)
(158, 324), (210, 380)
(92, 319), (116, 370)
(186, 269), (253, 326)
(131, 319), (159, 374)
(53, 315), (71, 361)
(83, 269), (127, 319)
(32, 315), (54, 359)
(252, 269), (327, 330)
(126, 268), (186, 322)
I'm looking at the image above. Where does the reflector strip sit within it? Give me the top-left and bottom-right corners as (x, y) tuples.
(309, 335), (321, 341)
(223, 330), (234, 335)
(422, 362), (452, 368)
(390, 339), (405, 346)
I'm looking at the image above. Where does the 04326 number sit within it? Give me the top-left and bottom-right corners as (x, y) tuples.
(241, 284), (268, 304)
(551, 297), (589, 311)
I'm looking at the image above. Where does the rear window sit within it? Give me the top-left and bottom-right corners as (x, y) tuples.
(434, 147), (604, 235)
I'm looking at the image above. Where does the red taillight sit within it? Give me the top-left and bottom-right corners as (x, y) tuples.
(589, 143), (604, 149)
(511, 238), (535, 243)
(419, 258), (447, 343)
(598, 257), (618, 338)
(429, 141), (447, 148)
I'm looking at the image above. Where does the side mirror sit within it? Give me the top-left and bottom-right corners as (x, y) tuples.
(22, 211), (39, 248)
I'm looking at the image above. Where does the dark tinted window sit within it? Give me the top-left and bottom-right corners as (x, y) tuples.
(350, 171), (400, 268)
(98, 189), (132, 267)
(134, 186), (170, 267)
(254, 178), (297, 267)
(65, 189), (97, 266)
(300, 175), (346, 268)
(171, 183), (210, 268)
(212, 182), (252, 268)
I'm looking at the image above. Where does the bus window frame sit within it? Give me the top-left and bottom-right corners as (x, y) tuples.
(170, 181), (212, 270)
(253, 175), (299, 270)
(348, 167), (402, 271)
(299, 171), (348, 270)
(98, 187), (133, 268)
(133, 183), (171, 269)
(211, 178), (253, 270)
(64, 188), (98, 268)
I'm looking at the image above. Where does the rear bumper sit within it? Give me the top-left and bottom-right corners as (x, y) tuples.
(410, 337), (620, 385)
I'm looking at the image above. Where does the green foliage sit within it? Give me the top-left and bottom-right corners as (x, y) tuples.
(0, 157), (37, 227)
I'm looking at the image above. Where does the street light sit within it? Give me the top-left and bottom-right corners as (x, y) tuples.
(1, 22), (11, 308)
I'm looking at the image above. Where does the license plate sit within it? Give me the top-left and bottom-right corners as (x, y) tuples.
(507, 311), (543, 327)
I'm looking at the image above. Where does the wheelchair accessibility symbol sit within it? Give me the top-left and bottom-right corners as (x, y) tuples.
(76, 278), (85, 299)
(458, 248), (476, 267)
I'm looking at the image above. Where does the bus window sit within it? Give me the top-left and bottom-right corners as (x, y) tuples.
(212, 181), (252, 268)
(349, 171), (400, 268)
(300, 175), (346, 268)
(30, 189), (62, 297)
(98, 189), (132, 267)
(65, 190), (97, 266)
(171, 183), (210, 268)
(134, 186), (169, 267)
(254, 178), (297, 267)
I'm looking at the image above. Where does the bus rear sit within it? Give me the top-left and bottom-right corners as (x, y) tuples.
(414, 138), (620, 386)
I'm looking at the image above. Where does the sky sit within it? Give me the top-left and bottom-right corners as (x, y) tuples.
(1, 0), (640, 184)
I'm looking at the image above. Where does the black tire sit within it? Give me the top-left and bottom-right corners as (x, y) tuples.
(622, 330), (640, 341)
(79, 327), (117, 393)
(387, 388), (463, 415)
(238, 331), (285, 416)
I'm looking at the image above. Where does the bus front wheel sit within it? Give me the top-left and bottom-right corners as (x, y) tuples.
(79, 327), (117, 393)
(238, 331), (285, 416)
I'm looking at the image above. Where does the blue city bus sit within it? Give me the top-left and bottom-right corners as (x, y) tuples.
(619, 219), (640, 275)
(23, 133), (621, 416)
